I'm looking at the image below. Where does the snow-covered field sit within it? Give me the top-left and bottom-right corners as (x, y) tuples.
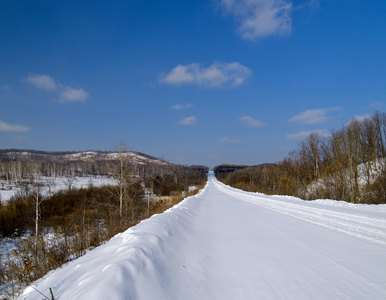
(0, 176), (117, 202)
(18, 172), (386, 299)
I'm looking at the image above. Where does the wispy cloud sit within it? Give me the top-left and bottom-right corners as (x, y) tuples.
(160, 62), (252, 88)
(286, 129), (330, 140)
(293, 0), (320, 11)
(367, 101), (383, 110)
(306, 0), (320, 10)
(16, 136), (28, 141)
(23, 73), (88, 103)
(239, 116), (266, 127)
(353, 114), (371, 122)
(1, 85), (11, 91)
(289, 108), (338, 125)
(0, 120), (30, 132)
(172, 103), (192, 110)
(177, 116), (196, 126)
(220, 137), (241, 144)
(217, 0), (292, 40)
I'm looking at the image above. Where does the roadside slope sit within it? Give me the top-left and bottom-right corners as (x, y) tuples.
(19, 172), (386, 299)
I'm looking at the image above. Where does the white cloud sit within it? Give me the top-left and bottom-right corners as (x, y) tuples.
(289, 108), (329, 124)
(177, 116), (196, 126)
(172, 103), (192, 110)
(286, 129), (330, 140)
(23, 73), (89, 103)
(239, 116), (266, 127)
(59, 87), (89, 102)
(160, 62), (252, 88)
(161, 65), (196, 85)
(220, 137), (241, 144)
(218, 0), (292, 40)
(1, 85), (11, 91)
(0, 120), (30, 132)
(24, 74), (57, 90)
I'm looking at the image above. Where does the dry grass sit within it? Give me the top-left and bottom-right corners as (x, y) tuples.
(146, 183), (205, 218)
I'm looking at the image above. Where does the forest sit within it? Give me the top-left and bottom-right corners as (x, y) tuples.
(217, 111), (386, 204)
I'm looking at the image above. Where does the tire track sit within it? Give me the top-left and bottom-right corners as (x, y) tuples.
(214, 180), (386, 248)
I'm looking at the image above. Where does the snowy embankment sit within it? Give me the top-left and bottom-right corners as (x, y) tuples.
(19, 172), (386, 300)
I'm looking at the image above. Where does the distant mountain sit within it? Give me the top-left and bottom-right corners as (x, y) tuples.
(0, 149), (170, 166)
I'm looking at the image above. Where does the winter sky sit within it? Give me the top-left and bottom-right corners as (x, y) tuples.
(1, 0), (385, 167)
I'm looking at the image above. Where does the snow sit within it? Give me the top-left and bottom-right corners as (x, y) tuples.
(19, 172), (386, 299)
(0, 176), (117, 202)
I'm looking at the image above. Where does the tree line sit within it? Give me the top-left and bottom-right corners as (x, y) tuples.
(0, 153), (177, 186)
(217, 111), (386, 204)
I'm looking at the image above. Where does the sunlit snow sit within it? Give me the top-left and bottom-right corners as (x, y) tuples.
(19, 172), (386, 300)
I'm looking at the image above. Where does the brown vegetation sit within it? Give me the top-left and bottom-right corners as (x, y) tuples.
(217, 111), (386, 204)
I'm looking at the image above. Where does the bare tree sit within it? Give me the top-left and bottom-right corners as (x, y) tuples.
(65, 175), (77, 191)
(24, 162), (45, 238)
(32, 177), (44, 238)
(323, 121), (361, 203)
(107, 141), (139, 221)
(360, 116), (377, 187)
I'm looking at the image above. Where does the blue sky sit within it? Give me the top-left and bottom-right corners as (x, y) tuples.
(1, 0), (385, 167)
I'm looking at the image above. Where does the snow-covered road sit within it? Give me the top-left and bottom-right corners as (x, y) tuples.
(19, 172), (386, 299)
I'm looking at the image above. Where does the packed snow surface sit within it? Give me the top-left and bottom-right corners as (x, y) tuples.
(19, 172), (386, 299)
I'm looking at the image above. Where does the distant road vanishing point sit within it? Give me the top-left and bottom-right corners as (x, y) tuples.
(20, 172), (386, 300)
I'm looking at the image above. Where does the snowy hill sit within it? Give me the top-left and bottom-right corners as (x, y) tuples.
(19, 172), (386, 300)
(0, 149), (170, 166)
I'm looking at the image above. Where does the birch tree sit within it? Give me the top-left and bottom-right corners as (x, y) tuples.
(107, 141), (139, 221)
